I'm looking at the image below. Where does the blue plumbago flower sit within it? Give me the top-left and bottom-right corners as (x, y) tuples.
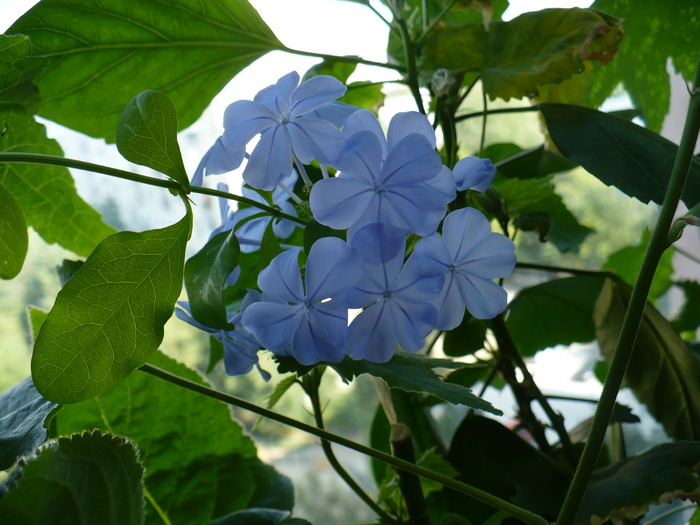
(175, 300), (269, 379)
(453, 156), (497, 192)
(221, 71), (349, 190)
(191, 136), (246, 187)
(413, 207), (516, 329)
(310, 111), (454, 236)
(241, 237), (363, 365)
(345, 223), (445, 363)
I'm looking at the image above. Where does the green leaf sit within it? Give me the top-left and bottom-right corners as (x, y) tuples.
(342, 82), (385, 114)
(0, 111), (116, 256)
(267, 375), (299, 410)
(0, 35), (45, 113)
(575, 441), (700, 524)
(672, 280), (700, 334)
(209, 508), (311, 525)
(116, 90), (190, 191)
(207, 336), (225, 374)
(56, 259), (84, 286)
(27, 306), (48, 343)
(482, 8), (623, 101)
(519, 192), (594, 252)
(495, 144), (578, 180)
(421, 24), (486, 75)
(603, 230), (674, 301)
(185, 229), (240, 329)
(0, 431), (144, 525)
(506, 276), (606, 357)
(331, 353), (499, 414)
(0, 377), (57, 470)
(594, 278), (700, 440)
(303, 219), (345, 254)
(443, 315), (487, 357)
(32, 212), (191, 403)
(8, 0), (282, 142)
(0, 182), (28, 279)
(540, 103), (700, 209)
(54, 352), (270, 524)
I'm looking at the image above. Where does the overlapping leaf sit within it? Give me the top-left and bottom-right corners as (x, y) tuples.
(8, 0), (282, 142)
(0, 431), (144, 525)
(32, 212), (191, 403)
(0, 35), (45, 113)
(0, 182), (27, 279)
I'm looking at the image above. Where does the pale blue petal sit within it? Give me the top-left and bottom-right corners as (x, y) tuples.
(380, 183), (448, 235)
(382, 134), (441, 185)
(387, 112), (436, 150)
(442, 208), (492, 260)
(433, 272), (468, 330)
(257, 248), (304, 302)
(427, 165), (457, 201)
(292, 300), (349, 364)
(303, 101), (359, 127)
(242, 302), (303, 352)
(175, 303), (214, 333)
(272, 200), (299, 239)
(349, 223), (405, 265)
(457, 233), (516, 278)
(342, 109), (386, 156)
(457, 274), (509, 319)
(346, 300), (397, 363)
(222, 336), (259, 376)
(309, 177), (375, 229)
(290, 75), (346, 117)
(243, 125), (293, 190)
(305, 237), (362, 301)
(254, 71), (298, 108)
(223, 100), (278, 149)
(394, 252), (445, 299)
(391, 298), (436, 352)
(413, 233), (451, 270)
(335, 131), (383, 180)
(453, 156), (496, 192)
(192, 137), (245, 186)
(287, 118), (346, 165)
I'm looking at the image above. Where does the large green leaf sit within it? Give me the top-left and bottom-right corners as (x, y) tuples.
(0, 182), (28, 279)
(0, 112), (116, 257)
(576, 441), (700, 524)
(53, 352), (283, 524)
(481, 8), (623, 101)
(209, 508), (311, 525)
(506, 276), (606, 357)
(0, 431), (144, 525)
(673, 280), (700, 334)
(8, 0), (282, 142)
(495, 144), (578, 180)
(0, 377), (57, 470)
(332, 353), (499, 414)
(116, 90), (190, 191)
(185, 229), (240, 329)
(540, 103), (700, 209)
(32, 212), (191, 403)
(594, 278), (700, 440)
(0, 35), (45, 113)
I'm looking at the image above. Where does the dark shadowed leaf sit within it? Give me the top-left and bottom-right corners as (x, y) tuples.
(185, 229), (240, 329)
(0, 377), (57, 470)
(673, 280), (700, 334)
(443, 314), (487, 357)
(496, 144), (578, 179)
(32, 211), (191, 403)
(0, 431), (144, 525)
(303, 219), (345, 254)
(0, 34), (45, 113)
(540, 103), (700, 209)
(208, 508), (311, 525)
(116, 90), (189, 191)
(575, 441), (700, 524)
(0, 111), (116, 256)
(8, 0), (282, 142)
(0, 182), (27, 279)
(594, 278), (700, 440)
(507, 276), (606, 357)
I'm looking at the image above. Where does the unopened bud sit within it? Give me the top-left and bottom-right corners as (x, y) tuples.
(432, 69), (455, 96)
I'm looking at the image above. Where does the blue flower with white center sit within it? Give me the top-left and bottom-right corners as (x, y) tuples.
(241, 237), (363, 365)
(309, 111), (454, 236)
(413, 207), (516, 329)
(345, 223), (445, 363)
(221, 71), (349, 190)
(453, 156), (497, 192)
(175, 300), (269, 379)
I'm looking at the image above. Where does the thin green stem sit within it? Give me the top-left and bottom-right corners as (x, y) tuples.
(303, 371), (398, 524)
(555, 53), (700, 525)
(667, 200), (700, 245)
(478, 86), (488, 157)
(515, 261), (613, 278)
(138, 363), (549, 525)
(416, 0), (458, 45)
(455, 105), (539, 123)
(280, 45), (404, 72)
(675, 245), (700, 266)
(0, 152), (306, 226)
(395, 16), (426, 114)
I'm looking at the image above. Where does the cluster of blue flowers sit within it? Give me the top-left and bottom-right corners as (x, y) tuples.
(178, 71), (515, 375)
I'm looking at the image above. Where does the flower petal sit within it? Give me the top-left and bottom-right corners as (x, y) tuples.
(309, 177), (375, 230)
(380, 182), (449, 235)
(257, 248), (304, 302)
(456, 274), (509, 319)
(442, 208), (492, 260)
(342, 109), (387, 156)
(290, 75), (346, 117)
(287, 118), (346, 165)
(391, 298), (436, 352)
(223, 100), (278, 149)
(243, 125), (293, 190)
(335, 131), (383, 180)
(254, 71), (298, 108)
(292, 300), (349, 364)
(453, 156), (496, 192)
(192, 137), (245, 186)
(382, 134), (441, 185)
(242, 302), (303, 352)
(305, 237), (362, 301)
(458, 233), (516, 278)
(346, 300), (397, 363)
(303, 101), (359, 127)
(387, 112), (436, 150)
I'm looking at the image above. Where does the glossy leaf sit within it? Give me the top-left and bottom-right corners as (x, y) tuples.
(540, 103), (700, 209)
(0, 182), (27, 279)
(575, 441), (700, 524)
(0, 111), (116, 256)
(506, 276), (606, 357)
(0, 377), (57, 470)
(8, 0), (282, 142)
(332, 353), (499, 414)
(0, 431), (144, 525)
(594, 278), (700, 440)
(184, 229), (240, 329)
(0, 34), (45, 113)
(32, 212), (191, 403)
(116, 90), (190, 191)
(482, 8), (623, 100)
(54, 352), (287, 524)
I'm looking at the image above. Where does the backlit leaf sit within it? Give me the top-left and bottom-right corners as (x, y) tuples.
(32, 211), (191, 403)
(0, 182), (27, 279)
(0, 34), (45, 113)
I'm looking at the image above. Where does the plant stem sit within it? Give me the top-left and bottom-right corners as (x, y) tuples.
(0, 152), (305, 226)
(455, 105), (540, 122)
(555, 53), (700, 525)
(416, 0), (458, 45)
(395, 16), (426, 115)
(281, 45), (404, 72)
(515, 261), (613, 278)
(390, 424), (430, 525)
(303, 371), (398, 524)
(139, 363), (549, 525)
